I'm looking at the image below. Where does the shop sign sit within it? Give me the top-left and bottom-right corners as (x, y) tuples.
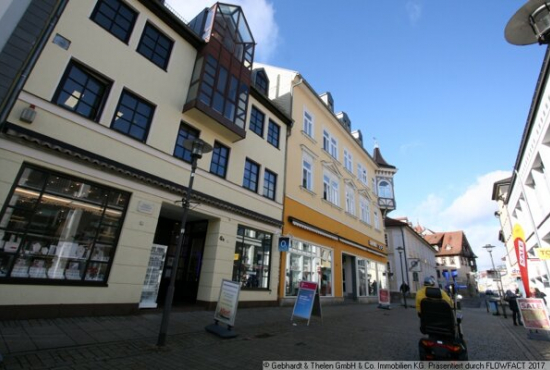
(378, 288), (390, 306)
(278, 237), (290, 252)
(291, 281), (322, 325)
(517, 298), (550, 331)
(535, 248), (550, 260)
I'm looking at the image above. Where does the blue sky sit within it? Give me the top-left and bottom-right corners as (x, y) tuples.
(168, 0), (546, 270)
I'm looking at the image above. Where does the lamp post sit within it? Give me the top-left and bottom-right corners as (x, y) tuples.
(483, 244), (507, 319)
(396, 246), (407, 308)
(157, 138), (212, 347)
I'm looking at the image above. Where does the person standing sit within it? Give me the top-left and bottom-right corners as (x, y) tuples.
(505, 289), (523, 326)
(400, 282), (410, 308)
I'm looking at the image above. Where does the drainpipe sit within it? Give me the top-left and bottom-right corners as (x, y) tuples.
(0, 0), (68, 130)
(399, 226), (410, 287)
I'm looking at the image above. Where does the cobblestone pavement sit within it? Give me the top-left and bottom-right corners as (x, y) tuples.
(0, 301), (549, 369)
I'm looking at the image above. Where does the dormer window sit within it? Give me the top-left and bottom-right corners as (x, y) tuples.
(378, 180), (393, 198)
(254, 69), (269, 95)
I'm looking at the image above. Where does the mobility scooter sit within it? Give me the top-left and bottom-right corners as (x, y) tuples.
(418, 286), (468, 361)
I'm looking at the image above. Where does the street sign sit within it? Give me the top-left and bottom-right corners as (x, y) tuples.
(278, 237), (290, 252)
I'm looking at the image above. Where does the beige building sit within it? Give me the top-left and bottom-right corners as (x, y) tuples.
(256, 64), (397, 304)
(0, 0), (291, 318)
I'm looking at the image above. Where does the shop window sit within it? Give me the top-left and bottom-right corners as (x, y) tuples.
(285, 241), (332, 297)
(91, 0), (137, 43)
(53, 60), (111, 121)
(137, 22), (173, 70)
(0, 165), (129, 284)
(232, 226), (272, 289)
(111, 89), (155, 142)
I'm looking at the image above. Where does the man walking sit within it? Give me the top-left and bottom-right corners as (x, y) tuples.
(400, 282), (410, 308)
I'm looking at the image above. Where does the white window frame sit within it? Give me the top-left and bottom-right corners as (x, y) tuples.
(323, 170), (339, 206)
(303, 109), (314, 138)
(378, 180), (393, 198)
(357, 163), (368, 185)
(374, 209), (380, 230)
(360, 196), (371, 224)
(302, 151), (314, 191)
(345, 184), (355, 215)
(330, 136), (338, 159)
(344, 149), (353, 172)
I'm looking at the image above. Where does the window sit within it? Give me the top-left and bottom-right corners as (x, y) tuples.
(267, 120), (280, 148)
(53, 61), (110, 121)
(303, 110), (314, 137)
(209, 142), (230, 178)
(323, 171), (339, 206)
(344, 149), (353, 172)
(232, 226), (272, 289)
(243, 159), (260, 192)
(0, 165), (129, 284)
(263, 169), (277, 200)
(90, 0), (137, 43)
(378, 180), (393, 198)
(137, 22), (173, 70)
(360, 197), (371, 224)
(111, 90), (155, 142)
(249, 106), (265, 137)
(255, 70), (269, 95)
(302, 152), (313, 191)
(286, 240), (332, 297)
(374, 209), (380, 230)
(323, 130), (338, 159)
(345, 185), (355, 215)
(174, 122), (199, 163)
(357, 163), (368, 185)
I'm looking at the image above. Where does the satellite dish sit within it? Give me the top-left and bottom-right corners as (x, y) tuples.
(505, 0), (550, 45)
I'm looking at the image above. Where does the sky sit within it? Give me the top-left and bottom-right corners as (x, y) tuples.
(166, 0), (547, 271)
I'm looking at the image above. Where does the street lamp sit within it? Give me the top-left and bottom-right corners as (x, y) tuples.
(506, 0), (550, 45)
(483, 244), (507, 319)
(157, 138), (212, 347)
(396, 246), (407, 308)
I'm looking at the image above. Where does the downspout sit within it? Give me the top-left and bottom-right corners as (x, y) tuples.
(399, 226), (410, 287)
(0, 0), (68, 130)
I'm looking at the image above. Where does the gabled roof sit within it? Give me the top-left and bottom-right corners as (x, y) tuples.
(423, 231), (477, 258)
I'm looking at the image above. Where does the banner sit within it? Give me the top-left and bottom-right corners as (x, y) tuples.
(513, 224), (530, 297)
(535, 248), (550, 260)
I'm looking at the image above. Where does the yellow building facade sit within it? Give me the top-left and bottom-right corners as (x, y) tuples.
(258, 65), (397, 304)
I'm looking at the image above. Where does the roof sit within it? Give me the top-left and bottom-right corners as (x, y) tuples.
(373, 146), (396, 169)
(423, 231), (477, 258)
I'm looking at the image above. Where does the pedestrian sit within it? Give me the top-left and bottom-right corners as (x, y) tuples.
(534, 288), (547, 306)
(400, 282), (410, 308)
(505, 289), (523, 326)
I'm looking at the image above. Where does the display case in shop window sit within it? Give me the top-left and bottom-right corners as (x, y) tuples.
(288, 254), (314, 296)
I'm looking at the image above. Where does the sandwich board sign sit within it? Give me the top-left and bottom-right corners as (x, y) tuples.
(291, 281), (322, 325)
(205, 279), (241, 338)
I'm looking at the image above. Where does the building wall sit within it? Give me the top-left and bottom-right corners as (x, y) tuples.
(0, 0), (288, 316)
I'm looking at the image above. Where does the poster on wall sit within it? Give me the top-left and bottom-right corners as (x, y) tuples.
(291, 281), (322, 325)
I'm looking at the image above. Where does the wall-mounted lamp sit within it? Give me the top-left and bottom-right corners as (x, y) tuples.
(494, 211), (502, 217)
(20, 105), (36, 124)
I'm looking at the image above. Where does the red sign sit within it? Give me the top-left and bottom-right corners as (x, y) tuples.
(299, 281), (318, 291)
(513, 224), (530, 297)
(378, 288), (390, 305)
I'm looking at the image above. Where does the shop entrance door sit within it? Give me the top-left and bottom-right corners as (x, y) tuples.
(154, 218), (208, 304)
(342, 254), (357, 300)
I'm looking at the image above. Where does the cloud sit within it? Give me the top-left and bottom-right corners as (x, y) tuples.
(165, 0), (279, 62)
(405, 170), (512, 271)
(406, 0), (422, 25)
